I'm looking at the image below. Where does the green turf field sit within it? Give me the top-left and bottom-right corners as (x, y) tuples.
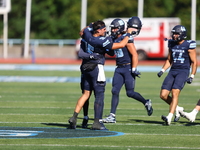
(0, 70), (200, 150)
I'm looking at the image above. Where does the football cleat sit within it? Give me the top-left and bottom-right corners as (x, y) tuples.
(101, 114), (116, 123)
(145, 99), (153, 116)
(161, 115), (171, 125)
(91, 121), (108, 130)
(174, 106), (184, 122)
(179, 111), (196, 122)
(68, 117), (77, 129)
(82, 117), (89, 128)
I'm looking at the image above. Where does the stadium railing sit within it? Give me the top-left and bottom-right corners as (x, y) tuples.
(0, 39), (76, 47)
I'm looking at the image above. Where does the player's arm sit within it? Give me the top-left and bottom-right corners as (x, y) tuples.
(78, 47), (100, 60)
(111, 28), (135, 49)
(127, 42), (141, 78)
(79, 26), (88, 37)
(126, 42), (138, 68)
(80, 23), (93, 37)
(111, 36), (130, 49)
(186, 48), (198, 84)
(162, 50), (172, 70)
(157, 49), (172, 77)
(188, 48), (198, 76)
(106, 49), (115, 56)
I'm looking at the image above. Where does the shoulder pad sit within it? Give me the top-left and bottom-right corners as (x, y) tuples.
(187, 40), (196, 49)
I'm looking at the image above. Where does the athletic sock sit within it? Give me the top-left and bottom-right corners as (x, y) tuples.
(167, 113), (173, 119)
(176, 105), (181, 110)
(73, 112), (78, 118)
(191, 109), (198, 116)
(84, 116), (89, 120)
(110, 113), (115, 117)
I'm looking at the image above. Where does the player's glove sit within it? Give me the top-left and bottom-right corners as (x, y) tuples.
(157, 69), (165, 77)
(186, 74), (194, 84)
(186, 77), (193, 84)
(132, 68), (141, 78)
(89, 53), (100, 60)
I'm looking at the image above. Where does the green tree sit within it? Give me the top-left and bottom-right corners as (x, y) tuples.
(0, 0), (199, 40)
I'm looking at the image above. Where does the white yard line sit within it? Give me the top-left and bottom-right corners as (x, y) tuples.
(0, 144), (199, 149)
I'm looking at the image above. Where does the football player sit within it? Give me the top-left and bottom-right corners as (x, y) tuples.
(178, 99), (200, 122)
(102, 17), (153, 123)
(157, 25), (198, 125)
(68, 20), (135, 130)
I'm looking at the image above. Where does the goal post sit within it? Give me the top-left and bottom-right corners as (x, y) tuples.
(0, 0), (11, 58)
(0, 0), (11, 14)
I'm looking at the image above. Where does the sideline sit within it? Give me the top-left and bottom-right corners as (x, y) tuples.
(0, 64), (163, 72)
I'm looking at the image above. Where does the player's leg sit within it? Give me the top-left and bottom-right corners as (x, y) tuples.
(160, 88), (183, 122)
(124, 66), (153, 116)
(159, 71), (174, 104)
(80, 73), (91, 128)
(82, 99), (89, 128)
(68, 72), (92, 129)
(160, 72), (174, 125)
(161, 89), (179, 125)
(160, 89), (171, 104)
(90, 67), (107, 130)
(102, 68), (124, 123)
(162, 70), (187, 125)
(68, 90), (91, 129)
(179, 99), (200, 122)
(172, 70), (189, 122)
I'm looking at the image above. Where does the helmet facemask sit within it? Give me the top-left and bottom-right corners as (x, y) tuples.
(110, 26), (121, 38)
(127, 26), (141, 37)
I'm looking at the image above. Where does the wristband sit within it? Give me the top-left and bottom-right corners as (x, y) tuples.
(126, 33), (131, 37)
(190, 74), (194, 78)
(132, 68), (136, 71)
(161, 69), (165, 72)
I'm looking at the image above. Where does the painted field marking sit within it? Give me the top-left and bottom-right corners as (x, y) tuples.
(0, 144), (199, 149)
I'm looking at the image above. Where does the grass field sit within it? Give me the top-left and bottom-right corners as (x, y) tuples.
(0, 69), (200, 150)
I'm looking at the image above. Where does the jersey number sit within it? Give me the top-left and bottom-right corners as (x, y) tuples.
(172, 51), (185, 63)
(115, 49), (124, 58)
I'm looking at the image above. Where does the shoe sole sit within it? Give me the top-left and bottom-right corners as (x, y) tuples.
(161, 115), (170, 126)
(102, 121), (116, 123)
(147, 108), (153, 116)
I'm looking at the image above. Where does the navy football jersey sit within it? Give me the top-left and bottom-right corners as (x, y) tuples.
(81, 27), (114, 65)
(168, 40), (196, 70)
(114, 34), (134, 64)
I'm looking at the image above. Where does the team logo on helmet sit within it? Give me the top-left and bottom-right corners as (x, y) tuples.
(171, 25), (187, 41)
(110, 18), (125, 38)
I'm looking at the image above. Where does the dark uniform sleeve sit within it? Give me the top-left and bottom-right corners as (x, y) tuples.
(78, 47), (91, 59)
(101, 36), (114, 50)
(106, 49), (115, 56)
(168, 39), (174, 49)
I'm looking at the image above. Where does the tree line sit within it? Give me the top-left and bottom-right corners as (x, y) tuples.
(0, 0), (199, 40)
